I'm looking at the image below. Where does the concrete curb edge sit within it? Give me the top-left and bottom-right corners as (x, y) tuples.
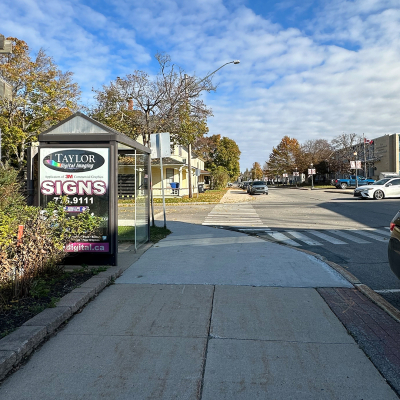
(257, 236), (400, 324)
(0, 241), (154, 381)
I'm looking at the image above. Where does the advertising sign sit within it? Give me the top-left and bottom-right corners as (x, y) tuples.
(39, 147), (110, 253)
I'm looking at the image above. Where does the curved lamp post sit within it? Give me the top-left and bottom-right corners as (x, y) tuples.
(185, 60), (240, 198)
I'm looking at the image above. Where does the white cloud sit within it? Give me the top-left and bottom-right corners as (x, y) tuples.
(2, 0), (400, 170)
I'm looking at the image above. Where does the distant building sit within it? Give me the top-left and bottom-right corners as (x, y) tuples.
(372, 134), (399, 179)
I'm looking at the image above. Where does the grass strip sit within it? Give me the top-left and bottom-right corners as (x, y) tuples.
(118, 225), (171, 243)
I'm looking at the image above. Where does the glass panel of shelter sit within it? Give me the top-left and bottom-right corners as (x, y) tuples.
(117, 149), (149, 250)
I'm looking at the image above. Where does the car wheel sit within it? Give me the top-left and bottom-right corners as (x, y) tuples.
(373, 190), (384, 200)
(340, 183), (347, 189)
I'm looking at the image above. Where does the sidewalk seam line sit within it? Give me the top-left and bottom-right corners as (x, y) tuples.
(198, 285), (215, 400)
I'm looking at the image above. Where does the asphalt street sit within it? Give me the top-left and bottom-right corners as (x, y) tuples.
(152, 187), (400, 311)
(251, 187), (400, 309)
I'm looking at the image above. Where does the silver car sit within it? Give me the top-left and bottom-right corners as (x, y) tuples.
(249, 181), (268, 195)
(354, 177), (400, 200)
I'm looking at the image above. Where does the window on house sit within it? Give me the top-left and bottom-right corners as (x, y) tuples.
(166, 168), (174, 183)
(179, 146), (182, 156)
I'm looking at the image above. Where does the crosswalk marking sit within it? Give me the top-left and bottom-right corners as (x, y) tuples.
(287, 231), (323, 246)
(372, 228), (391, 236)
(203, 203), (267, 228)
(232, 227), (390, 247)
(350, 230), (389, 242)
(239, 228), (272, 231)
(267, 231), (301, 246)
(330, 230), (370, 244)
(375, 289), (400, 294)
(308, 230), (347, 245)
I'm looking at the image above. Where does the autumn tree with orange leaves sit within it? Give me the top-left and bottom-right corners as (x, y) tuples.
(264, 136), (301, 177)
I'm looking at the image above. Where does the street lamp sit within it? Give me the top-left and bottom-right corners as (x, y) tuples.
(185, 60), (240, 198)
(295, 166), (298, 188)
(354, 151), (358, 188)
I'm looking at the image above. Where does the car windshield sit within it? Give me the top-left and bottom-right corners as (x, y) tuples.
(253, 181), (266, 185)
(373, 179), (391, 185)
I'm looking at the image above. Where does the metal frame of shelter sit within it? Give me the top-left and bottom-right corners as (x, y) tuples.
(36, 112), (151, 266)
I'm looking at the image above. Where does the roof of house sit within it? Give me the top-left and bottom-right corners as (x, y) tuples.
(151, 157), (186, 166)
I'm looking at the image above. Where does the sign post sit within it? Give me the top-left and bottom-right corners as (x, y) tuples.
(308, 167), (316, 189)
(150, 132), (171, 229)
(293, 170), (299, 187)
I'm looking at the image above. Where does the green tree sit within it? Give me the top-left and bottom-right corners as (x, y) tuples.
(251, 162), (263, 180)
(211, 137), (241, 180)
(211, 166), (230, 189)
(0, 36), (80, 166)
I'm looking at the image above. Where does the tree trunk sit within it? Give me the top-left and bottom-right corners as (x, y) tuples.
(188, 143), (192, 198)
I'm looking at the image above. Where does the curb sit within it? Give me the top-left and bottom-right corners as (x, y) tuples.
(263, 239), (400, 324)
(0, 242), (153, 381)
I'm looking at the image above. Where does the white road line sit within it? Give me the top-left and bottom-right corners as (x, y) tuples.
(372, 228), (391, 236)
(308, 230), (347, 245)
(374, 289), (400, 294)
(202, 222), (264, 226)
(239, 228), (271, 231)
(265, 231), (301, 246)
(203, 219), (262, 223)
(351, 230), (389, 242)
(203, 203), (264, 228)
(287, 231), (323, 246)
(330, 230), (370, 244)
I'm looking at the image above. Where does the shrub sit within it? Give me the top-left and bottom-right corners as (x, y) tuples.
(211, 167), (230, 189)
(0, 166), (101, 299)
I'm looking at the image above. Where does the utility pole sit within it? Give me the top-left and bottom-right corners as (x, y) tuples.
(0, 34), (13, 164)
(363, 133), (367, 177)
(183, 61), (239, 198)
(184, 74), (193, 198)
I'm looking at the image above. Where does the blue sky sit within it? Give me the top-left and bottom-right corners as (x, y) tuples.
(2, 0), (400, 170)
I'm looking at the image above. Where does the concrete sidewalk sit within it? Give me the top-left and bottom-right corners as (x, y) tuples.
(0, 222), (398, 399)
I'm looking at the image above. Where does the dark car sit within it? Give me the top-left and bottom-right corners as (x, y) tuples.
(241, 181), (250, 190)
(250, 181), (268, 195)
(388, 211), (400, 279)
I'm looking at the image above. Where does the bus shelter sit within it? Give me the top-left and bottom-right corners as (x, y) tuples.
(37, 112), (151, 266)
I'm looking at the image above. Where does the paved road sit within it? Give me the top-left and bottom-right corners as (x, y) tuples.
(160, 188), (400, 310)
(250, 188), (400, 309)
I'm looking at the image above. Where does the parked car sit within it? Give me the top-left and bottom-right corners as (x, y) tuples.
(335, 175), (375, 189)
(249, 181), (268, 195)
(247, 182), (254, 193)
(389, 211), (400, 279)
(354, 177), (400, 200)
(242, 181), (251, 191)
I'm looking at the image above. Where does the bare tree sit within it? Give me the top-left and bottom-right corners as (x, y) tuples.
(331, 133), (363, 175)
(91, 53), (214, 147)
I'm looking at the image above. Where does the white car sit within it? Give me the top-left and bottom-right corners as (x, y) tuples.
(354, 177), (400, 200)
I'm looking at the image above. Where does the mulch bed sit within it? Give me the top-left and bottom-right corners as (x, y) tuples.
(0, 270), (98, 338)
